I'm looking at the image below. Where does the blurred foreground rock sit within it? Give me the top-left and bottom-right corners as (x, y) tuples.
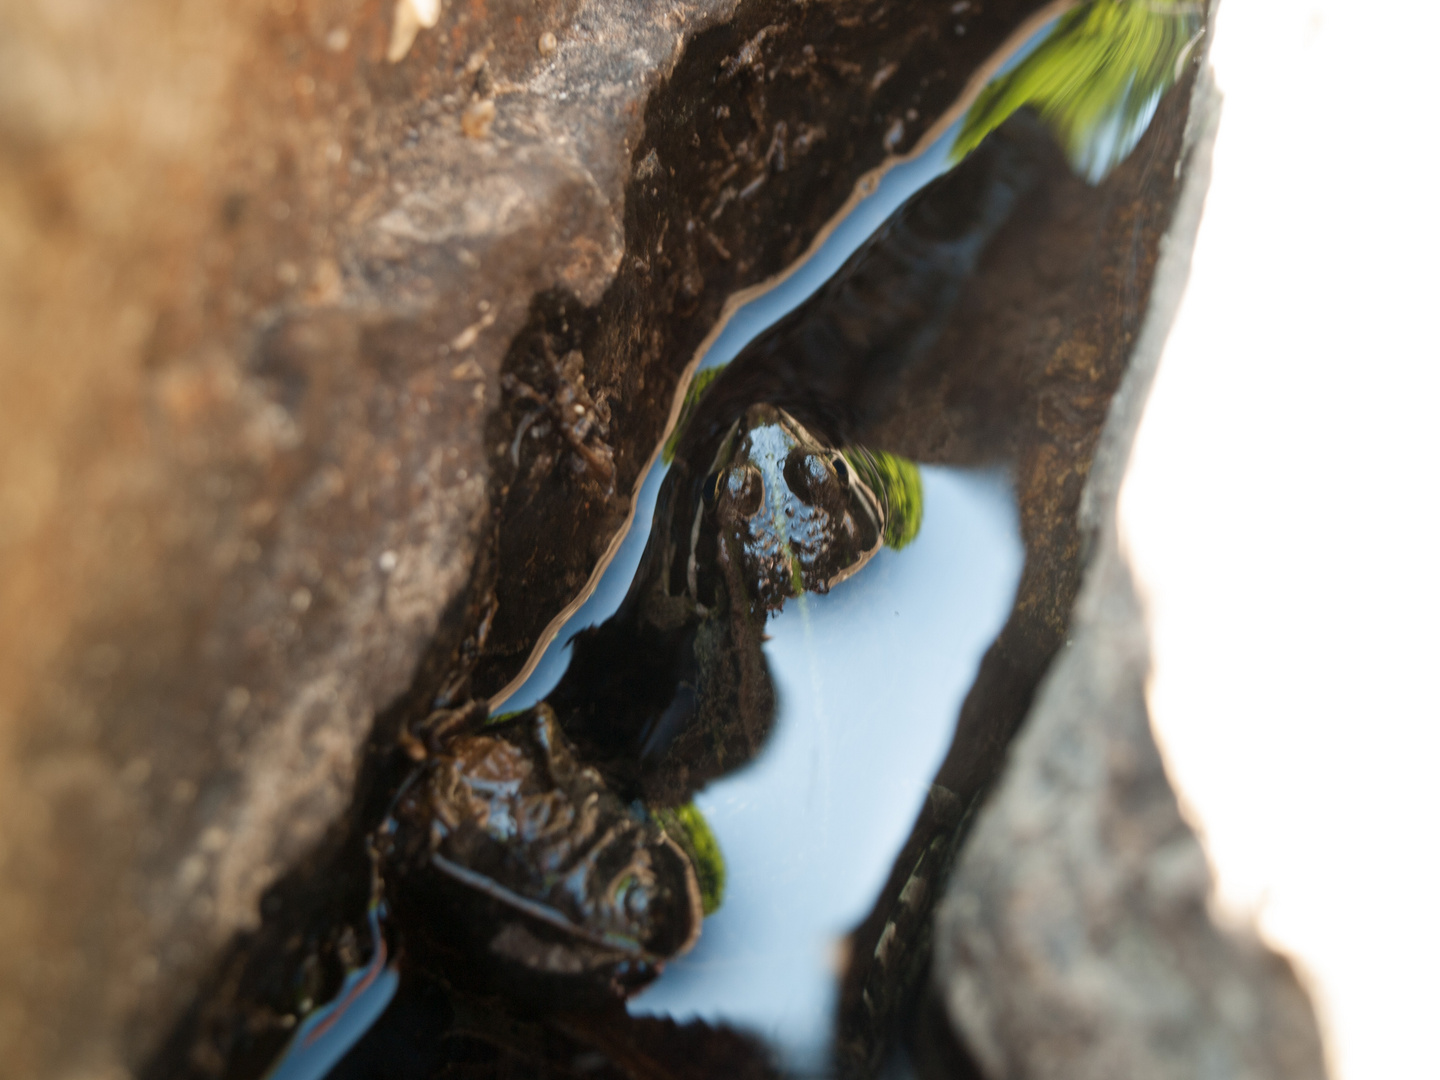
(930, 62), (1330, 1080)
(935, 549), (1328, 1080)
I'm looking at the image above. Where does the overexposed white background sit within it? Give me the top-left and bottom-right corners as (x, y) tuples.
(1121, 3), (1440, 1078)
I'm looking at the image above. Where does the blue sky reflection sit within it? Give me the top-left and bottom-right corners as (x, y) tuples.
(627, 466), (1023, 1072)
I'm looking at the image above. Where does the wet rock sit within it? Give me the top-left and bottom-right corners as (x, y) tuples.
(928, 61), (1329, 1080)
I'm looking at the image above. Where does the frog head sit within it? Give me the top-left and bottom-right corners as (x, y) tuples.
(694, 403), (885, 613)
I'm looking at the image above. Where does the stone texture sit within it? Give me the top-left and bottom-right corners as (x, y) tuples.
(934, 549), (1327, 1080)
(0, 0), (740, 1074)
(929, 60), (1330, 1080)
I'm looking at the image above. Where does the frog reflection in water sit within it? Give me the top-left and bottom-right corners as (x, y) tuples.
(254, 702), (706, 1080)
(356, 397), (906, 1032)
(370, 398), (910, 1003)
(379, 703), (704, 1009)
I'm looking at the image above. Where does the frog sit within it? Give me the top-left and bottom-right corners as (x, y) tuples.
(692, 402), (887, 615)
(377, 702), (704, 1010)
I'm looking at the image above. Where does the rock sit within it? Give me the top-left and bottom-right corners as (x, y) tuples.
(0, 0), (738, 1074)
(929, 58), (1329, 1080)
(934, 549), (1328, 1080)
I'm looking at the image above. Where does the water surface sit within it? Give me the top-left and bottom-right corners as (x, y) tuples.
(627, 467), (1021, 1071)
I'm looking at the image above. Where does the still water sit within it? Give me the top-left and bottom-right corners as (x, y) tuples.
(496, 458), (1021, 1071)
(627, 469), (1020, 1071)
(500, 456), (1022, 1074)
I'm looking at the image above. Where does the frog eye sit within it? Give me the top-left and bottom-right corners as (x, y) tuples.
(725, 465), (765, 518)
(703, 471), (722, 507)
(783, 449), (832, 505)
(832, 455), (850, 485)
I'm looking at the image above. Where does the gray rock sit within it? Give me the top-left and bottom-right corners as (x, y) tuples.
(932, 60), (1329, 1080)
